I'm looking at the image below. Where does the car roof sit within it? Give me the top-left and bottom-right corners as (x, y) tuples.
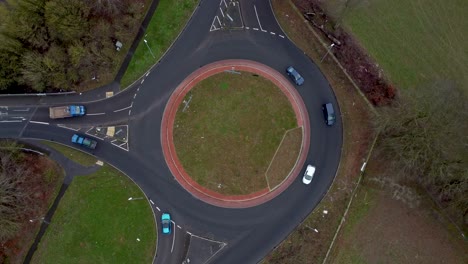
(306, 165), (316, 175)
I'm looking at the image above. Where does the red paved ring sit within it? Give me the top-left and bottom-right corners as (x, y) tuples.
(161, 59), (310, 208)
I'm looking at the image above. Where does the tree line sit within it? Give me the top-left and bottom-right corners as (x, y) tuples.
(0, 0), (146, 93)
(375, 82), (467, 229)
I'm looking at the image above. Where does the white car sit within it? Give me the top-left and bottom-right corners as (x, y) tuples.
(302, 165), (316, 185)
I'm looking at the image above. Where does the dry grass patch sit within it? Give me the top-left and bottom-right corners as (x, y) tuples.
(265, 127), (303, 190)
(173, 71), (297, 195)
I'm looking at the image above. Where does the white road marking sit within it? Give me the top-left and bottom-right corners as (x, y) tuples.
(113, 106), (132, 112)
(245, 26), (249, 29)
(216, 16), (222, 26)
(141, 79), (145, 84)
(12, 108), (30, 112)
(177, 225), (182, 229)
(270, 32), (276, 35)
(128, 110), (132, 116)
(253, 28), (259, 31)
(220, 7), (225, 17)
(222, 0), (227, 8)
(226, 13), (233, 22)
(0, 120), (22, 123)
(156, 207), (161, 211)
(133, 94), (137, 99)
(171, 222), (176, 253)
(254, 5), (266, 32)
(145, 72), (150, 77)
(30, 121), (49, 125)
(279, 34), (285, 38)
(87, 113), (105, 116)
(57, 124), (80, 131)
(150, 199), (155, 205)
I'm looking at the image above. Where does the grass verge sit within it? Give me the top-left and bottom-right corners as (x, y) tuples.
(330, 175), (467, 264)
(173, 71), (297, 195)
(41, 141), (97, 167)
(120, 0), (199, 88)
(266, 127), (302, 189)
(323, 0), (468, 94)
(31, 164), (156, 264)
(263, 1), (374, 263)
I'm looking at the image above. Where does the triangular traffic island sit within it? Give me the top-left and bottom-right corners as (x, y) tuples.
(182, 232), (227, 264)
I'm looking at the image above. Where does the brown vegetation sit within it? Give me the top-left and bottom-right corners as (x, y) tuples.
(0, 142), (63, 263)
(294, 0), (396, 105)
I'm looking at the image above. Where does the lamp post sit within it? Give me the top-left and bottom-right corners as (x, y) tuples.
(320, 43), (335, 62)
(143, 39), (156, 59)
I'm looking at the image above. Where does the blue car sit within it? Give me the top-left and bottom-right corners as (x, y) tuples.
(161, 213), (172, 234)
(286, 66), (305, 86)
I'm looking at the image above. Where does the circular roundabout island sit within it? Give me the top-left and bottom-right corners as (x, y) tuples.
(162, 60), (310, 208)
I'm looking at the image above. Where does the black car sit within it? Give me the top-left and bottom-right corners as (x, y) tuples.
(322, 103), (336, 126)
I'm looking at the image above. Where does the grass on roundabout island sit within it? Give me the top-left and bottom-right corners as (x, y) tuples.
(173, 71), (301, 196)
(31, 164), (156, 264)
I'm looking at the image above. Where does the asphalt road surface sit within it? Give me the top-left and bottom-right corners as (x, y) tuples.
(0, 0), (342, 263)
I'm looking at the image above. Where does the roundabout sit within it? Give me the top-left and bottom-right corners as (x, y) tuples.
(0, 1), (343, 263)
(161, 60), (310, 208)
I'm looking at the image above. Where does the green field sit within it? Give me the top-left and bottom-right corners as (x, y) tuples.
(32, 165), (156, 264)
(41, 141), (97, 167)
(325, 0), (467, 93)
(173, 72), (297, 195)
(120, 0), (199, 88)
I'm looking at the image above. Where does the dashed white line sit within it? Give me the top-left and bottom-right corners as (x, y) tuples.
(155, 207), (160, 211)
(133, 94), (137, 99)
(145, 72), (150, 77)
(113, 106), (132, 112)
(177, 225), (182, 229)
(87, 113), (105, 116)
(150, 199), (155, 205)
(30, 121), (49, 125)
(253, 28), (259, 31)
(141, 79), (145, 84)
(128, 110), (132, 116)
(270, 32), (276, 35)
(12, 108), (30, 112)
(279, 35), (285, 38)
(245, 26), (250, 29)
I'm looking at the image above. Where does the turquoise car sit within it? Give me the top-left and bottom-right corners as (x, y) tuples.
(161, 213), (172, 234)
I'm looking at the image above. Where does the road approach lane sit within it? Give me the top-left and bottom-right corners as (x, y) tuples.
(0, 1), (342, 263)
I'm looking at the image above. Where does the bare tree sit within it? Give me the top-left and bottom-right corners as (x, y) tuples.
(375, 81), (468, 221)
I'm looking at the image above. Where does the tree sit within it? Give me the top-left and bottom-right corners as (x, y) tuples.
(375, 81), (468, 221)
(45, 0), (90, 44)
(0, 142), (34, 241)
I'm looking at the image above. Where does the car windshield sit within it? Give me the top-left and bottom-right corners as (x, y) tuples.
(305, 174), (313, 180)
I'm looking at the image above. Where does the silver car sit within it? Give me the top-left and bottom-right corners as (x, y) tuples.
(302, 165), (316, 185)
